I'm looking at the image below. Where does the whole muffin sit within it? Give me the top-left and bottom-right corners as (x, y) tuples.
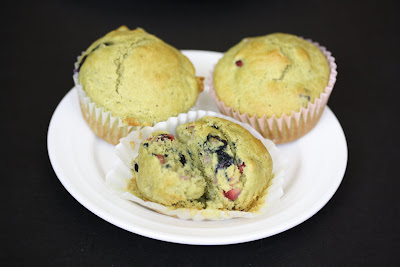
(75, 26), (204, 144)
(129, 116), (273, 212)
(212, 33), (335, 144)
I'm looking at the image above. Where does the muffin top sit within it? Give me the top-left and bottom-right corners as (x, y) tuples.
(129, 116), (273, 212)
(77, 26), (203, 126)
(213, 33), (330, 118)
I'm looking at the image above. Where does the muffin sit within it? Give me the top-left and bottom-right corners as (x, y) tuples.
(211, 33), (337, 144)
(74, 26), (204, 145)
(129, 116), (273, 212)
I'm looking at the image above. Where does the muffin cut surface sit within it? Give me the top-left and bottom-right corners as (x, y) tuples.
(128, 117), (273, 212)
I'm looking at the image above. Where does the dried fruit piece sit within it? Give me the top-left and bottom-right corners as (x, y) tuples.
(223, 188), (242, 200)
(156, 154), (165, 164)
(235, 60), (243, 67)
(134, 163), (139, 172)
(238, 162), (246, 174)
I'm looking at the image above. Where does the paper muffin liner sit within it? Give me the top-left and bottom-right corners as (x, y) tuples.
(105, 110), (286, 221)
(73, 54), (140, 145)
(209, 40), (337, 144)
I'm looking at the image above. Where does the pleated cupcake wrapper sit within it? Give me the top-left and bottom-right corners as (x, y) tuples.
(105, 110), (287, 221)
(209, 40), (337, 144)
(73, 56), (139, 145)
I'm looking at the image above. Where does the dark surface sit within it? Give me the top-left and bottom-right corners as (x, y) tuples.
(2, 0), (400, 265)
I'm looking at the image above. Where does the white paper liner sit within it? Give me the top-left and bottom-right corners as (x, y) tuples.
(106, 110), (286, 220)
(209, 39), (338, 144)
(73, 54), (140, 145)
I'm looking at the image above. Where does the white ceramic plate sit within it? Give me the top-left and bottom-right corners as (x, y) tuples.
(48, 50), (347, 245)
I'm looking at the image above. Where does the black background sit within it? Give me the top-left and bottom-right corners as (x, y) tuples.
(3, 0), (400, 265)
